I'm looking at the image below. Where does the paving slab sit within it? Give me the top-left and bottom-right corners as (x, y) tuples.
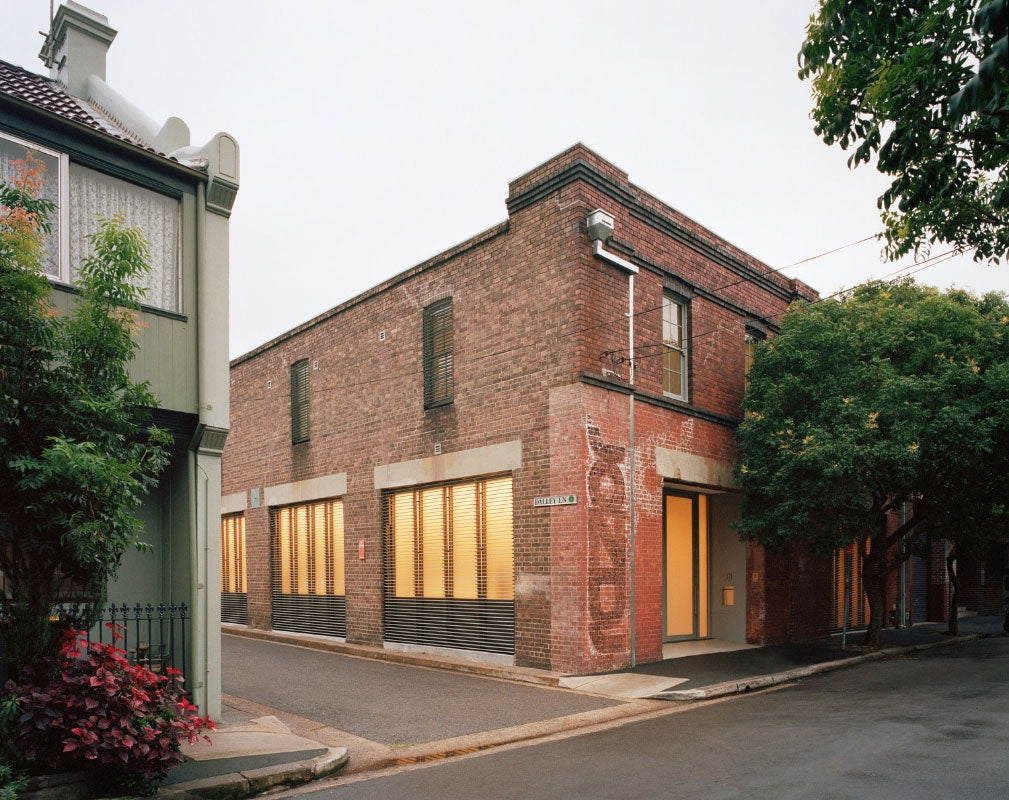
(558, 672), (687, 698)
(162, 715), (349, 798)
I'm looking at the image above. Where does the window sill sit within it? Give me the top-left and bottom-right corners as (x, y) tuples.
(49, 279), (187, 322)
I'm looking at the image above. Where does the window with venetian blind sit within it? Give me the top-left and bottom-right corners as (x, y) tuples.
(290, 360), (310, 444)
(270, 499), (345, 637)
(423, 298), (453, 408)
(220, 514), (248, 625)
(383, 476), (514, 654)
(832, 541), (871, 631)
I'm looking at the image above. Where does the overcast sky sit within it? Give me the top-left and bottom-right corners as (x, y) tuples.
(3, 1), (1005, 358)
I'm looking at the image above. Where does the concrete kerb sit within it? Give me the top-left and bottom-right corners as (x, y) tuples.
(651, 633), (983, 701)
(156, 747), (349, 800)
(340, 700), (665, 776)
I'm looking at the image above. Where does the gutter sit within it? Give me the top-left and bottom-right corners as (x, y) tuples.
(0, 93), (207, 182)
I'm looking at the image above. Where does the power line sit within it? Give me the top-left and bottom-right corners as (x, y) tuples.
(616, 249), (960, 366)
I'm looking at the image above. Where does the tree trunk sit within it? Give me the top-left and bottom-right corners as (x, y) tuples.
(947, 544), (960, 636)
(863, 539), (886, 648)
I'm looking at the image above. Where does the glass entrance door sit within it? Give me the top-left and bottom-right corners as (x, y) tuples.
(664, 492), (709, 640)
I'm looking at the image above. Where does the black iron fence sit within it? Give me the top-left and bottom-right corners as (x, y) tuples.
(88, 602), (189, 692)
(1, 602), (189, 693)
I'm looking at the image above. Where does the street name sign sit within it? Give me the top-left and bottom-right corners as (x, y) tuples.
(533, 494), (577, 507)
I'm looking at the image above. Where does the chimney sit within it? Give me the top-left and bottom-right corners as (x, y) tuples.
(42, 2), (117, 99)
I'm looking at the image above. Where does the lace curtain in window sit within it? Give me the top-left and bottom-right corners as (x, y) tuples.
(0, 135), (61, 279)
(69, 164), (181, 312)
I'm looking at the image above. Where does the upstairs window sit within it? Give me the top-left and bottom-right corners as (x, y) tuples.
(290, 359), (310, 443)
(0, 131), (182, 312)
(663, 293), (688, 401)
(423, 298), (454, 408)
(0, 131), (66, 280)
(69, 163), (181, 312)
(744, 332), (757, 384)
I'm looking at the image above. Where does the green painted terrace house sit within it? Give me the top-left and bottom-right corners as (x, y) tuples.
(0, 2), (239, 716)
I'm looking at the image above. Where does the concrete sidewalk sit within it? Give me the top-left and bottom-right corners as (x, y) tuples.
(157, 616), (1004, 798)
(598, 615), (1005, 700)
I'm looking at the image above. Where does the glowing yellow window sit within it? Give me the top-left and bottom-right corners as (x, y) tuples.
(385, 477), (514, 602)
(221, 514), (247, 594)
(272, 499), (345, 597)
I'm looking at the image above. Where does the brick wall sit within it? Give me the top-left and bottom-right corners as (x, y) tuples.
(224, 143), (823, 670)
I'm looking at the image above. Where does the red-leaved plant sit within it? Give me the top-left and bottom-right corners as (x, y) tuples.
(7, 626), (213, 794)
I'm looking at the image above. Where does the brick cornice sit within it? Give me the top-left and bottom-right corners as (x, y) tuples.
(507, 159), (799, 303)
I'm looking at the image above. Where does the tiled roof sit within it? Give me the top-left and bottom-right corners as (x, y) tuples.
(0, 58), (175, 162)
(0, 58), (106, 129)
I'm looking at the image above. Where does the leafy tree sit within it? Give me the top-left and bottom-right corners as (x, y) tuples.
(0, 153), (170, 675)
(799, 0), (1009, 264)
(912, 289), (1009, 634)
(734, 280), (1009, 646)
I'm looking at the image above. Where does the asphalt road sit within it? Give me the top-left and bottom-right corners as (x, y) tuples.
(221, 634), (621, 745)
(307, 636), (1009, 800)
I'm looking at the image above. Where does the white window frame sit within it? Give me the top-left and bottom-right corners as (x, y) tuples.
(0, 130), (70, 283)
(744, 332), (757, 379)
(663, 292), (688, 401)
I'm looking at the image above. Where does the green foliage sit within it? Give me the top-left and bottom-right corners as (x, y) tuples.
(0, 171), (170, 675)
(10, 629), (213, 795)
(735, 281), (1009, 641)
(800, 0), (1009, 264)
(0, 765), (27, 800)
(0, 693), (27, 800)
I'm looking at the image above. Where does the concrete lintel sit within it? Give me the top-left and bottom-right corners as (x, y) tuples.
(655, 446), (735, 489)
(374, 440), (522, 490)
(264, 472), (347, 507)
(221, 491), (247, 515)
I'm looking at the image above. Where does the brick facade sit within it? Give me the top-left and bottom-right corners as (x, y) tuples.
(223, 144), (849, 673)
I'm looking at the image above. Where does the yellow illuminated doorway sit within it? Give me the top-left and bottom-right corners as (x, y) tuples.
(663, 492), (709, 640)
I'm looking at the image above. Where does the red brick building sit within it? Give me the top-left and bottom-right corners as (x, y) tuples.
(221, 144), (894, 674)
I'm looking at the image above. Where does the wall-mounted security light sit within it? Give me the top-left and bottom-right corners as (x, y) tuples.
(588, 208), (637, 274)
(586, 209), (614, 242)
